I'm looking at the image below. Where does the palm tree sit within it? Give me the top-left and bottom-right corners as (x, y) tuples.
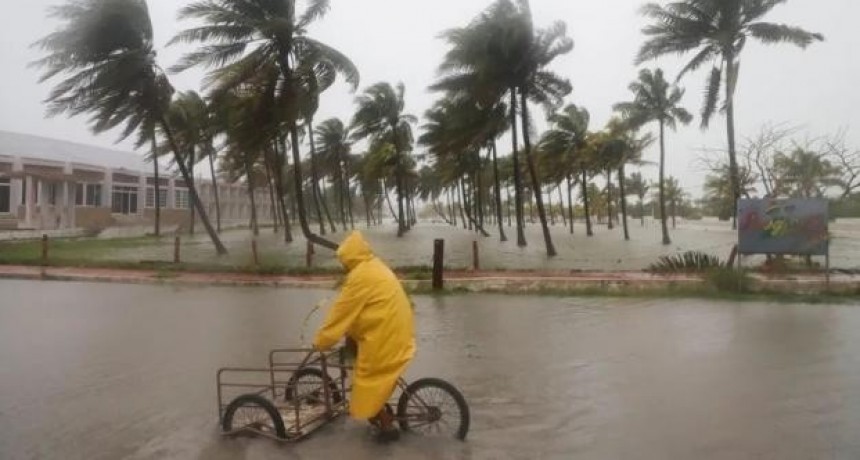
(626, 172), (650, 226)
(638, 0), (823, 224)
(540, 103), (590, 235)
(351, 82), (417, 237)
(433, 0), (572, 256)
(315, 118), (353, 230)
(33, 0), (227, 254)
(172, 0), (358, 251)
(614, 68), (692, 245)
(773, 148), (840, 198)
(662, 177), (686, 229)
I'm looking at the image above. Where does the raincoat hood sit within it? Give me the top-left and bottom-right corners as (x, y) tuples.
(337, 231), (374, 271)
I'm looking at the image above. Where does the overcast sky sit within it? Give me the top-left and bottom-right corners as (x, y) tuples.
(1, 0), (857, 198)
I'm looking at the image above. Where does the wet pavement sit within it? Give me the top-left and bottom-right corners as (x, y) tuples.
(2, 280), (860, 459)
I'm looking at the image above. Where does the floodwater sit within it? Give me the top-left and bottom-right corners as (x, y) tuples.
(105, 218), (860, 271)
(2, 280), (860, 459)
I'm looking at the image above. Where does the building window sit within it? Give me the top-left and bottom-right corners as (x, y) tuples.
(75, 183), (84, 206)
(86, 184), (102, 207)
(75, 183), (103, 207)
(0, 178), (10, 214)
(174, 188), (190, 209)
(145, 187), (168, 209)
(111, 185), (138, 215)
(46, 183), (58, 206)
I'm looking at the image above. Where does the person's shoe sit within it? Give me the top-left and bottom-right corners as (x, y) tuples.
(375, 428), (401, 444)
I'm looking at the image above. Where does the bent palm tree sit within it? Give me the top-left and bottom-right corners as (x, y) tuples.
(638, 0), (823, 224)
(540, 103), (590, 235)
(351, 82), (417, 237)
(614, 69), (692, 245)
(33, 0), (227, 254)
(172, 0), (358, 251)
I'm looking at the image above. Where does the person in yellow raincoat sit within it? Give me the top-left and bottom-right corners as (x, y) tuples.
(313, 231), (415, 442)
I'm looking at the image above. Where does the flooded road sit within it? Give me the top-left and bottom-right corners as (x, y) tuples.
(2, 280), (860, 459)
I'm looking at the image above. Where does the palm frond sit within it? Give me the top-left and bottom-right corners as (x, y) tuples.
(700, 66), (722, 128)
(747, 22), (824, 48)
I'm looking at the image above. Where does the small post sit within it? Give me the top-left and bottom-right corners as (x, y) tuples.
(727, 244), (738, 269)
(251, 238), (259, 266)
(472, 240), (480, 271)
(306, 241), (314, 268)
(41, 234), (49, 266)
(174, 236), (181, 264)
(432, 239), (444, 291)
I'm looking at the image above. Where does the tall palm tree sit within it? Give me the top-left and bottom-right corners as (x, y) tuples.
(172, 0), (357, 251)
(638, 0), (823, 224)
(433, 0), (573, 256)
(626, 172), (650, 227)
(351, 82), (417, 237)
(614, 68), (692, 245)
(315, 118), (353, 230)
(540, 103), (590, 235)
(33, 0), (227, 254)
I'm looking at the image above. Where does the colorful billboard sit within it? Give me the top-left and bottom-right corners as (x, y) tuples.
(737, 199), (829, 256)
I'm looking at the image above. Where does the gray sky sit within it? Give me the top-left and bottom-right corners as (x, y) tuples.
(1, 0), (857, 198)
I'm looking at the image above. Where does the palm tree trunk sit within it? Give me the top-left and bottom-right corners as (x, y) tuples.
(659, 120), (671, 245)
(363, 193), (372, 227)
(276, 53), (336, 250)
(726, 52), (741, 231)
(244, 157), (259, 237)
(475, 167), (485, 230)
(582, 170), (593, 237)
(337, 172), (347, 230)
(557, 184), (566, 227)
(606, 170), (614, 230)
(447, 187), (456, 226)
(509, 89), (527, 247)
(306, 122), (327, 235)
(457, 181), (468, 229)
(619, 166), (630, 241)
(319, 181), (337, 233)
(639, 195), (645, 227)
(157, 116), (227, 255)
(151, 130), (160, 237)
(269, 181), (280, 233)
(461, 179), (472, 231)
(520, 90), (556, 256)
(567, 174), (574, 234)
(272, 138), (293, 242)
(189, 147), (196, 235)
(264, 158), (279, 233)
(506, 185), (512, 227)
(208, 148), (222, 233)
(490, 141), (507, 242)
(382, 179), (398, 225)
(344, 160), (355, 229)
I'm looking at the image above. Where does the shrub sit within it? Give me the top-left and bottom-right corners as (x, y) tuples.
(706, 267), (753, 293)
(648, 251), (724, 273)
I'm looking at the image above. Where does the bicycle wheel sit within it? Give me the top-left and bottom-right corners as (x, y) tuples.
(221, 394), (287, 439)
(284, 367), (343, 405)
(396, 377), (470, 440)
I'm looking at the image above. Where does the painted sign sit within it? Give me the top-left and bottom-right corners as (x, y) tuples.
(737, 199), (829, 256)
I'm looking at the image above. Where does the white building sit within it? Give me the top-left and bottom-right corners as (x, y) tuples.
(0, 130), (271, 231)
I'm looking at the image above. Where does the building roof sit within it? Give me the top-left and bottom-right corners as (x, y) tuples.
(0, 130), (168, 172)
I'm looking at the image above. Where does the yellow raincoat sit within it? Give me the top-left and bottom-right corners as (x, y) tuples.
(313, 231), (416, 419)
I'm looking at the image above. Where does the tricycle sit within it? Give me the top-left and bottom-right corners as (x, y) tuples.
(216, 347), (470, 443)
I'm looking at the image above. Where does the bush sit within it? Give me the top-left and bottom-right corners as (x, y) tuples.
(648, 251), (724, 273)
(706, 268), (753, 293)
